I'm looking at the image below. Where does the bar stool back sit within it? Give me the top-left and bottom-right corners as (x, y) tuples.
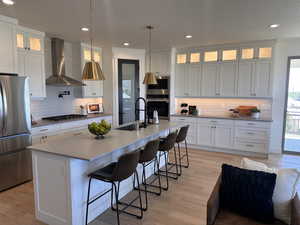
(86, 151), (142, 225)
(176, 125), (190, 174)
(157, 131), (178, 190)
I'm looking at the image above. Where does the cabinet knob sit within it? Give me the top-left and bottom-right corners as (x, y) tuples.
(246, 144), (254, 147)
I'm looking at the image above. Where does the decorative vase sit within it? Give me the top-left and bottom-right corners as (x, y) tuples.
(251, 112), (260, 119)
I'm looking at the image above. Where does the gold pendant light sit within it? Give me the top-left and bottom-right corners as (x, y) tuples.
(82, 0), (105, 80)
(143, 26), (157, 85)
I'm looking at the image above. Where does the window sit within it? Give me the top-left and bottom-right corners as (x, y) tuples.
(177, 54), (187, 64)
(190, 53), (200, 63)
(241, 48), (254, 59)
(29, 37), (41, 51)
(204, 51), (218, 62)
(17, 34), (24, 49)
(222, 50), (237, 61)
(259, 47), (272, 59)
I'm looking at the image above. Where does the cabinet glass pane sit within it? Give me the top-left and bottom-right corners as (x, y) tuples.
(29, 37), (41, 51)
(94, 52), (101, 63)
(190, 53), (200, 63)
(222, 50), (237, 61)
(17, 34), (24, 49)
(177, 54), (187, 64)
(204, 51), (218, 62)
(241, 48), (254, 59)
(259, 47), (272, 58)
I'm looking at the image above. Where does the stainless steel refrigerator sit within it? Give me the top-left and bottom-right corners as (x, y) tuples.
(0, 74), (31, 192)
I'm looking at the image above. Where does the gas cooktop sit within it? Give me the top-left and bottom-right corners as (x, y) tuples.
(42, 114), (87, 121)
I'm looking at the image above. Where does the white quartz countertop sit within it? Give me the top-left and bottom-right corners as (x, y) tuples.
(29, 121), (184, 161)
(171, 114), (273, 122)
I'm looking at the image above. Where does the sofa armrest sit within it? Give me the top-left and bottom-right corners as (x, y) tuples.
(292, 192), (300, 225)
(207, 174), (221, 225)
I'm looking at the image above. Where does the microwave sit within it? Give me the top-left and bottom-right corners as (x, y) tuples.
(87, 103), (103, 114)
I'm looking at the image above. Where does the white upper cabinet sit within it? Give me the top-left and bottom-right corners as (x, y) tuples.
(74, 43), (103, 98)
(17, 26), (46, 98)
(174, 42), (274, 98)
(149, 50), (170, 75)
(0, 16), (17, 74)
(202, 62), (218, 96)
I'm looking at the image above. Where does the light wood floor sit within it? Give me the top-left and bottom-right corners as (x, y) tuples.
(1, 149), (300, 225)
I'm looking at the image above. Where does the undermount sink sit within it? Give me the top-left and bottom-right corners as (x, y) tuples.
(116, 123), (148, 131)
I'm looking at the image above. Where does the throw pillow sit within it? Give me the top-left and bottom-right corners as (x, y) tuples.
(220, 164), (277, 223)
(242, 158), (300, 225)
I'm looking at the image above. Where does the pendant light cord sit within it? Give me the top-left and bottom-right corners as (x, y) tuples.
(90, 0), (94, 61)
(147, 26), (153, 72)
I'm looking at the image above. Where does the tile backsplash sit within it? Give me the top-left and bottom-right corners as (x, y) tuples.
(175, 98), (272, 117)
(31, 86), (102, 120)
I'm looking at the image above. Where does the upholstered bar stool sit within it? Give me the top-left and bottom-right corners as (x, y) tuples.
(169, 125), (190, 175)
(85, 151), (143, 225)
(133, 139), (161, 211)
(156, 131), (178, 191)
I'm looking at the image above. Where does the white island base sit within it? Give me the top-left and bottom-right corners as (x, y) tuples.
(30, 122), (183, 225)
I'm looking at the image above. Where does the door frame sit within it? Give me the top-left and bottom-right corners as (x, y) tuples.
(282, 56), (300, 154)
(117, 59), (140, 125)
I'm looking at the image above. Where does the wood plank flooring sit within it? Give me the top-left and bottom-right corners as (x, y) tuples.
(1, 149), (300, 225)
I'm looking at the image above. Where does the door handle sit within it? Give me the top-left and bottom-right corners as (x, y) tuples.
(0, 81), (7, 135)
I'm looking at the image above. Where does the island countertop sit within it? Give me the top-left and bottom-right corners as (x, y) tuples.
(29, 120), (184, 161)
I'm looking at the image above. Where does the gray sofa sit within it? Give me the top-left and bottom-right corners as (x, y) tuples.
(207, 175), (300, 225)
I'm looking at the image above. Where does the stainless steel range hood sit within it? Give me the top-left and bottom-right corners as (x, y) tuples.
(46, 38), (85, 86)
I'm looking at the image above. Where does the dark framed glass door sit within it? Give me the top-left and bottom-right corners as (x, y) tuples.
(118, 59), (140, 125)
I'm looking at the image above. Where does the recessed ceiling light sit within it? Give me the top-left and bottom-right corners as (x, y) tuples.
(185, 35), (192, 39)
(123, 42), (130, 46)
(269, 24), (280, 29)
(81, 27), (89, 32)
(2, 0), (15, 5)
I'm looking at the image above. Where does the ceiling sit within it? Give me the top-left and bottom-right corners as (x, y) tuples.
(1, 0), (300, 50)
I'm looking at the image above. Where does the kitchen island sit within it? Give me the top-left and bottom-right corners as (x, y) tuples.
(29, 120), (185, 225)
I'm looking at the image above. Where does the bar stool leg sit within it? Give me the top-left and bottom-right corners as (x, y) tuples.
(85, 177), (92, 225)
(184, 139), (190, 168)
(135, 170), (144, 218)
(164, 151), (169, 191)
(142, 163), (148, 211)
(173, 146), (179, 177)
(112, 182), (120, 225)
(155, 156), (162, 195)
(177, 143), (182, 175)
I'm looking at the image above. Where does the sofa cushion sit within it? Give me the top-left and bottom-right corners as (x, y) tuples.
(214, 209), (286, 225)
(220, 164), (277, 223)
(242, 158), (300, 225)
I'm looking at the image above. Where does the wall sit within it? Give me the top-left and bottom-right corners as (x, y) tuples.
(175, 98), (272, 118)
(112, 47), (146, 125)
(270, 38), (300, 153)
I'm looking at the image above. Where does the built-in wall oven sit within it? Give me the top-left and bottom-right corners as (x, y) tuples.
(146, 76), (169, 120)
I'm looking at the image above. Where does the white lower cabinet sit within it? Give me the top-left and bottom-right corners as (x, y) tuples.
(171, 116), (271, 155)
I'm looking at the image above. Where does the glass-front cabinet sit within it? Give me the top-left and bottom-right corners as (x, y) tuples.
(174, 42), (274, 98)
(16, 29), (44, 53)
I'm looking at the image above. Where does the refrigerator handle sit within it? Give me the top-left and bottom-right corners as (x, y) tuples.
(0, 80), (7, 135)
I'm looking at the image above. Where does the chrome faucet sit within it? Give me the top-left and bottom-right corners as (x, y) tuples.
(135, 97), (147, 128)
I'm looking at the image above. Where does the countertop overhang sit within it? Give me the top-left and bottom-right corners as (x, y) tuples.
(29, 121), (184, 161)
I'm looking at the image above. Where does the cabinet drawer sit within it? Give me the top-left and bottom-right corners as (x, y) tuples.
(235, 128), (269, 140)
(235, 120), (271, 129)
(170, 116), (197, 123)
(197, 118), (234, 126)
(31, 124), (62, 136)
(235, 140), (268, 153)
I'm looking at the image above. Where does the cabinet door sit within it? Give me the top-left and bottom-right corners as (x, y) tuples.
(237, 61), (255, 97)
(0, 21), (17, 73)
(25, 52), (46, 98)
(214, 126), (233, 148)
(253, 60), (271, 97)
(197, 124), (213, 146)
(28, 33), (44, 53)
(218, 62), (236, 96)
(17, 50), (26, 77)
(187, 64), (201, 96)
(175, 64), (187, 96)
(202, 63), (218, 96)
(83, 80), (103, 97)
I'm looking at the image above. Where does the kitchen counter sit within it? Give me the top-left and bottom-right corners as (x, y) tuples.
(32, 113), (112, 128)
(29, 120), (187, 225)
(171, 114), (273, 122)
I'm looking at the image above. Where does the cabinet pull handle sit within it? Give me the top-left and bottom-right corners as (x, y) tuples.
(246, 144), (254, 147)
(247, 123), (255, 125)
(247, 132), (254, 135)
(210, 120), (217, 123)
(40, 128), (49, 132)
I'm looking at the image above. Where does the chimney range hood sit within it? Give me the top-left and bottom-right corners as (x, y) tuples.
(46, 38), (85, 86)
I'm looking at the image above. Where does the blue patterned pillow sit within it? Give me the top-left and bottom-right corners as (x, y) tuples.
(220, 164), (277, 223)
